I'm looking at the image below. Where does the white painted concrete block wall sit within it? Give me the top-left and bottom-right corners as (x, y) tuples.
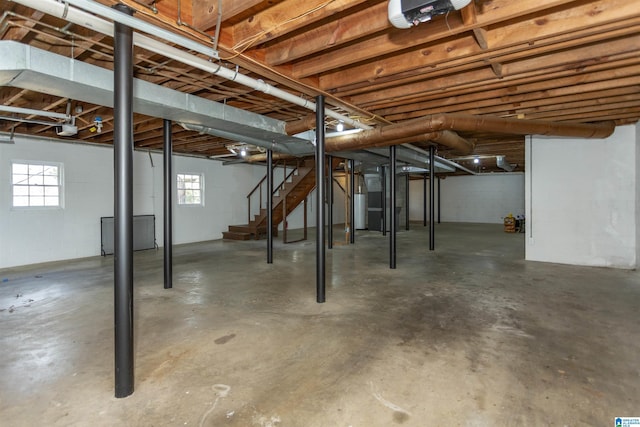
(637, 122), (640, 267)
(0, 137), (262, 268)
(408, 173), (525, 224)
(525, 125), (638, 268)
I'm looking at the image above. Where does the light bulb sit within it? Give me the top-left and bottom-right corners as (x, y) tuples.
(336, 122), (344, 132)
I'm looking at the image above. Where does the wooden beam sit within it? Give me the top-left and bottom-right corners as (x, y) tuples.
(527, 106), (640, 122)
(361, 61), (640, 112)
(380, 70), (640, 121)
(230, 0), (369, 53)
(472, 28), (489, 50)
(358, 46), (640, 111)
(385, 86), (640, 121)
(349, 32), (640, 109)
(192, 0), (271, 31)
(4, 10), (44, 42)
(262, 1), (389, 65)
(292, 0), (580, 78)
(490, 62), (503, 78)
(323, 16), (640, 96)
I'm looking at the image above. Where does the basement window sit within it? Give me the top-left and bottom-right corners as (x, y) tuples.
(177, 173), (204, 206)
(11, 161), (64, 208)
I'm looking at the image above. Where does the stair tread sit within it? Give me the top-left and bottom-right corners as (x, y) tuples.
(222, 231), (252, 240)
(230, 162), (316, 240)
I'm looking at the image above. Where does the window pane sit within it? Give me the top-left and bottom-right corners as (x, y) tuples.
(43, 175), (59, 186)
(12, 162), (62, 208)
(177, 174), (202, 205)
(44, 197), (59, 206)
(13, 186), (29, 196)
(43, 166), (58, 176)
(30, 196), (45, 207)
(28, 175), (43, 186)
(30, 186), (45, 197)
(13, 163), (28, 174)
(28, 164), (44, 175)
(13, 196), (29, 206)
(44, 187), (59, 196)
(13, 174), (28, 185)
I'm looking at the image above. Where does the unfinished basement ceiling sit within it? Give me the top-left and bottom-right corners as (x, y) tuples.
(0, 0), (639, 173)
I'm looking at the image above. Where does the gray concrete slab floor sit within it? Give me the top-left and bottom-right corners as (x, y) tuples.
(0, 223), (639, 426)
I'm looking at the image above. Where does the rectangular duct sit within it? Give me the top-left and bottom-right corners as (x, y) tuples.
(0, 41), (313, 155)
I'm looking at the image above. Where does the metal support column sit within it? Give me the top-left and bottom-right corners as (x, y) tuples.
(382, 166), (387, 236)
(405, 173), (410, 231)
(429, 145), (436, 251)
(423, 174), (427, 227)
(315, 96), (326, 303)
(267, 149), (273, 264)
(437, 177), (441, 224)
(349, 159), (355, 244)
(327, 155), (333, 249)
(163, 119), (172, 290)
(113, 3), (134, 399)
(390, 146), (397, 269)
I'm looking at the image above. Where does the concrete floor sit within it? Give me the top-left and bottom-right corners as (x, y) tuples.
(1, 223), (639, 426)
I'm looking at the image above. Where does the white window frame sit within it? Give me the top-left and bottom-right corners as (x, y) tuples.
(11, 160), (64, 209)
(177, 173), (204, 206)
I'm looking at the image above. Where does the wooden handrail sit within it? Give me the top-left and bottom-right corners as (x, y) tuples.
(247, 159), (300, 224)
(275, 165), (299, 195)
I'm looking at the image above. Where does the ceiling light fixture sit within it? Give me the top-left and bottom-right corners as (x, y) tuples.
(336, 121), (344, 132)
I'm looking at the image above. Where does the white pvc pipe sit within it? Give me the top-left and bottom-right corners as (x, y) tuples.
(401, 143), (475, 174)
(0, 104), (70, 120)
(65, 0), (218, 58)
(11, 0), (373, 132)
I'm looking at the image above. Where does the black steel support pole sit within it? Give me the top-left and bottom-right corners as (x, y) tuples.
(349, 159), (355, 244)
(423, 174), (427, 227)
(390, 146), (397, 269)
(437, 177), (441, 224)
(267, 149), (273, 264)
(405, 173), (410, 231)
(315, 96), (326, 303)
(327, 155), (333, 249)
(429, 145), (436, 251)
(163, 119), (172, 290)
(382, 166), (387, 236)
(113, 3), (134, 399)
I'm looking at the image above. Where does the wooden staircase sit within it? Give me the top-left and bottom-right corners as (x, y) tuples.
(223, 159), (316, 240)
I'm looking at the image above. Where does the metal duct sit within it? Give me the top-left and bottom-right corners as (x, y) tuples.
(496, 155), (515, 172)
(325, 127), (474, 155)
(291, 111), (615, 154)
(425, 113), (615, 139)
(365, 146), (455, 172)
(0, 41), (312, 153)
(10, 0), (372, 132)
